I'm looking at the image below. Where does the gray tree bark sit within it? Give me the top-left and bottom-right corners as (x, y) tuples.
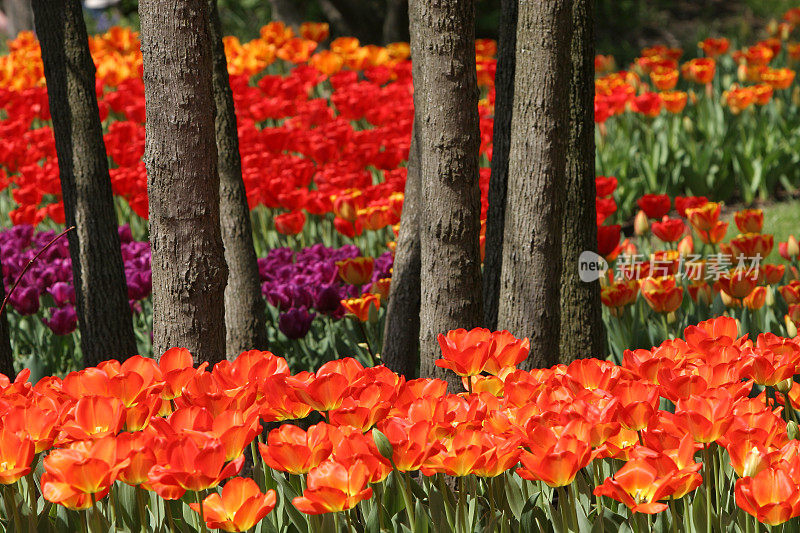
(208, 0), (269, 358)
(381, 127), (420, 379)
(5, 0), (33, 38)
(497, 0), (573, 370)
(560, 0), (606, 363)
(0, 256), (14, 379)
(482, 0), (517, 331)
(139, 0), (228, 365)
(31, 0), (138, 368)
(268, 0), (305, 29)
(412, 0), (484, 391)
(381, 0), (420, 379)
(382, 0), (409, 44)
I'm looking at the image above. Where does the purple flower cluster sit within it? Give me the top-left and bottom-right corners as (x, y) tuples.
(0, 225), (152, 336)
(258, 244), (393, 339)
(1, 226), (393, 342)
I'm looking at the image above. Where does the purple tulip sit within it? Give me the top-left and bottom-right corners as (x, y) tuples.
(45, 305), (78, 335)
(278, 306), (315, 339)
(9, 285), (40, 316)
(47, 281), (75, 307)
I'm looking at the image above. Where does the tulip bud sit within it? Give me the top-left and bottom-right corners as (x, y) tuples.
(777, 378), (794, 393)
(767, 19), (779, 37)
(766, 286), (775, 307)
(789, 236), (800, 259)
(677, 235), (694, 256)
(786, 315), (798, 337)
(788, 421), (799, 441)
(737, 63), (748, 83)
(667, 311), (677, 324)
(792, 86), (800, 107)
(371, 429), (394, 460)
(634, 210), (650, 236)
(682, 116), (694, 133)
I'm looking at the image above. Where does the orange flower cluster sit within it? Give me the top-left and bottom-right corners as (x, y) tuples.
(0, 317), (797, 525)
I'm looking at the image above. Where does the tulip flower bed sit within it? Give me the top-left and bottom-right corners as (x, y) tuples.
(4, 8), (800, 242)
(0, 317), (797, 531)
(0, 223), (393, 375)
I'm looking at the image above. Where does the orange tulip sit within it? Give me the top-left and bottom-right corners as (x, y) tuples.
(259, 423), (334, 475)
(0, 427), (34, 484)
(675, 388), (735, 443)
(288, 371), (350, 412)
(641, 276), (684, 314)
(147, 435), (244, 498)
(719, 269), (759, 300)
(594, 460), (672, 514)
(730, 233), (774, 260)
(377, 419), (442, 472)
(483, 330), (530, 375)
(336, 257), (374, 285)
(736, 466), (800, 525)
(517, 426), (591, 487)
(435, 328), (494, 378)
(292, 460), (373, 514)
(686, 202), (721, 232)
(41, 436), (130, 510)
(190, 478), (276, 532)
(341, 294), (380, 322)
(735, 209), (764, 233)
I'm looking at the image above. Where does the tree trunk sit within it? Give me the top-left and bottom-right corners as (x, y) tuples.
(382, 127), (420, 379)
(31, 0), (138, 368)
(382, 0), (408, 44)
(412, 0), (483, 391)
(482, 0), (517, 331)
(5, 0), (33, 38)
(0, 255), (14, 379)
(208, 0), (269, 358)
(268, 0), (305, 29)
(318, 0), (382, 44)
(497, 0), (572, 370)
(560, 0), (606, 363)
(139, 0), (228, 365)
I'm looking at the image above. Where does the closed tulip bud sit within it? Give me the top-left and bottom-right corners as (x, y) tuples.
(786, 315), (798, 337)
(777, 378), (794, 394)
(766, 286), (775, 306)
(634, 210), (649, 236)
(789, 236), (800, 259)
(667, 311), (677, 324)
(677, 235), (694, 256)
(682, 116), (694, 133)
(793, 86), (800, 106)
(788, 421), (799, 441)
(371, 429), (394, 460)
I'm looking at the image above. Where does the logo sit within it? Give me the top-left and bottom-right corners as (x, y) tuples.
(578, 251), (608, 282)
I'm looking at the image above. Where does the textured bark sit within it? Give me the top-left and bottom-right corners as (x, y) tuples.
(5, 0), (33, 37)
(268, 0), (305, 29)
(381, 0), (420, 379)
(0, 256), (14, 379)
(208, 0), (269, 358)
(382, 0), (409, 44)
(381, 127), (421, 379)
(31, 0), (138, 368)
(318, 0), (382, 44)
(497, 0), (573, 370)
(482, 0), (517, 331)
(412, 0), (483, 391)
(139, 0), (228, 365)
(560, 0), (606, 363)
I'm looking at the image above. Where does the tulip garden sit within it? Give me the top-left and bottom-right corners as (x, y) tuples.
(5, 3), (800, 532)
